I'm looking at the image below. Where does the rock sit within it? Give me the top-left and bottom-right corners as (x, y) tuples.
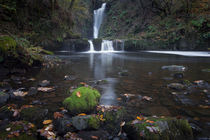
(167, 83), (185, 90)
(162, 77), (173, 81)
(173, 73), (184, 79)
(0, 105), (13, 120)
(20, 107), (48, 124)
(27, 87), (38, 96)
(54, 116), (75, 135)
(175, 94), (194, 105)
(119, 70), (129, 76)
(124, 117), (193, 140)
(0, 66), (9, 76)
(31, 100), (43, 105)
(63, 86), (101, 114)
(72, 115), (100, 130)
(10, 68), (26, 74)
(98, 106), (126, 135)
(96, 80), (108, 85)
(190, 123), (202, 135)
(0, 92), (9, 105)
(162, 65), (186, 72)
(77, 130), (110, 140)
(202, 69), (210, 72)
(39, 80), (50, 87)
(64, 75), (76, 81)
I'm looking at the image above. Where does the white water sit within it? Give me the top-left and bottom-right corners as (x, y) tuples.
(101, 40), (114, 52)
(88, 40), (95, 52)
(94, 3), (106, 39)
(147, 51), (210, 57)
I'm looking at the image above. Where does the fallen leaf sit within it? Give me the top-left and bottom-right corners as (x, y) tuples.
(117, 98), (122, 101)
(100, 115), (105, 121)
(28, 123), (35, 128)
(120, 121), (125, 127)
(199, 105), (210, 109)
(78, 113), (86, 116)
(13, 132), (20, 137)
(13, 91), (28, 97)
(146, 120), (155, 123)
(43, 120), (52, 125)
(54, 112), (64, 119)
(76, 92), (81, 97)
(142, 96), (152, 101)
(13, 109), (19, 117)
(6, 128), (11, 131)
(91, 136), (98, 139)
(137, 116), (144, 121)
(38, 87), (55, 92)
(7, 134), (14, 138)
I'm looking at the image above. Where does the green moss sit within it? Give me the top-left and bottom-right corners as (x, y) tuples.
(183, 80), (192, 86)
(63, 86), (101, 114)
(88, 116), (100, 129)
(0, 35), (16, 54)
(0, 92), (5, 95)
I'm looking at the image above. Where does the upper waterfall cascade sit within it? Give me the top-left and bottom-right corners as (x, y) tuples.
(93, 3), (106, 39)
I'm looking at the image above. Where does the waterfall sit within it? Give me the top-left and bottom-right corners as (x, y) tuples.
(94, 3), (106, 39)
(101, 40), (114, 52)
(88, 40), (95, 52)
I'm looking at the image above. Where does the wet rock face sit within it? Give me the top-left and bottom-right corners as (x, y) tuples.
(54, 116), (75, 135)
(62, 39), (90, 52)
(93, 39), (102, 51)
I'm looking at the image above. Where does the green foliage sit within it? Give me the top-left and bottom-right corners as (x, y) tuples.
(63, 86), (101, 114)
(147, 25), (157, 33)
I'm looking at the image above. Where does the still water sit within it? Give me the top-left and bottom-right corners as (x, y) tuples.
(20, 51), (210, 137)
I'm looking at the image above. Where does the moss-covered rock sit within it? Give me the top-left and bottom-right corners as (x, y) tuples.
(124, 117), (193, 140)
(88, 115), (100, 130)
(72, 115), (100, 130)
(0, 36), (16, 55)
(0, 121), (37, 140)
(63, 86), (101, 114)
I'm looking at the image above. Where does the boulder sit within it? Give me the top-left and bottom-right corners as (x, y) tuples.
(20, 107), (48, 125)
(0, 92), (9, 106)
(63, 86), (101, 114)
(54, 116), (75, 135)
(124, 117), (193, 140)
(72, 115), (100, 131)
(93, 39), (102, 51)
(39, 80), (50, 87)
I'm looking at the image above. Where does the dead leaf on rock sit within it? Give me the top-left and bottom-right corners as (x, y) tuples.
(137, 116), (144, 121)
(78, 113), (86, 116)
(43, 120), (52, 125)
(120, 121), (125, 127)
(13, 91), (28, 97)
(142, 96), (152, 101)
(38, 87), (55, 92)
(13, 109), (20, 117)
(54, 112), (64, 119)
(76, 91), (81, 97)
(91, 136), (99, 139)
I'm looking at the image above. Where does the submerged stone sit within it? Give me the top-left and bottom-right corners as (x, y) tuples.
(167, 83), (185, 90)
(39, 80), (50, 87)
(63, 86), (101, 114)
(162, 65), (186, 72)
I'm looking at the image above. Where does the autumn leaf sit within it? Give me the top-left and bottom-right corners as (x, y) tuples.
(76, 92), (81, 97)
(78, 113), (86, 116)
(7, 134), (14, 138)
(146, 120), (155, 123)
(99, 115), (105, 121)
(43, 120), (52, 125)
(13, 109), (20, 117)
(136, 116), (144, 121)
(54, 112), (64, 119)
(13, 132), (20, 137)
(120, 121), (125, 127)
(28, 123), (35, 128)
(91, 136), (99, 139)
